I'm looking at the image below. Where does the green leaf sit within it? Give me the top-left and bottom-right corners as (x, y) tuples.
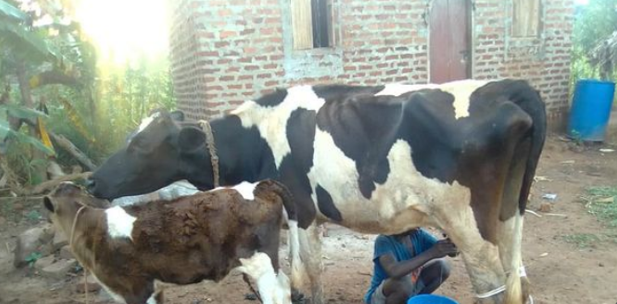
(29, 158), (47, 167)
(1, 104), (47, 120)
(0, 111), (9, 141)
(13, 131), (54, 156)
(0, 19), (60, 63)
(0, 0), (28, 23)
(0, 120), (54, 155)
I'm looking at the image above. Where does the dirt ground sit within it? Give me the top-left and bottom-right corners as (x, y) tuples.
(1, 115), (617, 304)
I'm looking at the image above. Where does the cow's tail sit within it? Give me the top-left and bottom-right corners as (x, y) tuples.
(511, 83), (547, 216)
(503, 80), (546, 304)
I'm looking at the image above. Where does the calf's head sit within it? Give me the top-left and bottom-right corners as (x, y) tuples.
(43, 182), (109, 237)
(87, 109), (212, 200)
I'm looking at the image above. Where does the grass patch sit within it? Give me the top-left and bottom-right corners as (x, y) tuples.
(564, 187), (617, 248)
(582, 186), (617, 228)
(561, 233), (602, 248)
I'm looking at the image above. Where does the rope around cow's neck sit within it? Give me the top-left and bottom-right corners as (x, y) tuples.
(69, 205), (89, 304)
(200, 119), (266, 301)
(199, 120), (220, 188)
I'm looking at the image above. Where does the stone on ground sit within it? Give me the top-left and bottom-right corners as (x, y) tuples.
(41, 259), (77, 279)
(59, 245), (74, 260)
(34, 255), (55, 270)
(53, 231), (68, 250)
(13, 226), (54, 268)
(75, 274), (101, 293)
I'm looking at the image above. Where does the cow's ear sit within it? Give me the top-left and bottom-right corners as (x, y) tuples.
(43, 197), (55, 213)
(178, 127), (206, 153)
(170, 111), (185, 122)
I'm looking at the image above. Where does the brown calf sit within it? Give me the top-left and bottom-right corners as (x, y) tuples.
(44, 180), (295, 304)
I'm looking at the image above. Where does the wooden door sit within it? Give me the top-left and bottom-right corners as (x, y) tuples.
(429, 0), (471, 84)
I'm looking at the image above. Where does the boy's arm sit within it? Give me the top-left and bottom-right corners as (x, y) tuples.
(378, 239), (457, 280)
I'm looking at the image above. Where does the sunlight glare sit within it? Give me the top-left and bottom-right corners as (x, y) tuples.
(74, 0), (169, 65)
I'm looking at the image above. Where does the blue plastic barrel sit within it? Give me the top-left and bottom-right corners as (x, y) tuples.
(407, 294), (458, 304)
(568, 79), (616, 142)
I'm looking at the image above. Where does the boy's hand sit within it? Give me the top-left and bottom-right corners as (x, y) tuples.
(429, 239), (458, 258)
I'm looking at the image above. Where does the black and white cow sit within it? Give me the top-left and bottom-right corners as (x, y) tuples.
(87, 79), (546, 304)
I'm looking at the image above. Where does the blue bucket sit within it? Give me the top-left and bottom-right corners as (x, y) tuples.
(568, 79), (616, 142)
(407, 294), (458, 304)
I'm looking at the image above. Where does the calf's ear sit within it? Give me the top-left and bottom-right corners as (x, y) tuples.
(178, 127), (206, 153)
(43, 197), (55, 213)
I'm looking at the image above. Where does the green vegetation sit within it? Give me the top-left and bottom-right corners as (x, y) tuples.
(0, 0), (175, 192)
(584, 186), (617, 228)
(561, 233), (602, 248)
(24, 251), (42, 268)
(566, 186), (617, 248)
(571, 0), (617, 81)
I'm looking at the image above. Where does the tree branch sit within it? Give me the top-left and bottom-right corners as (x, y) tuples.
(26, 172), (92, 195)
(31, 70), (81, 89)
(49, 132), (97, 171)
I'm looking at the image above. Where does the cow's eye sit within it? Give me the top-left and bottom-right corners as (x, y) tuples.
(127, 135), (152, 153)
(127, 141), (149, 154)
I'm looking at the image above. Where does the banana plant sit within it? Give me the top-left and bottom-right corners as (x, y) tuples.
(0, 103), (54, 156)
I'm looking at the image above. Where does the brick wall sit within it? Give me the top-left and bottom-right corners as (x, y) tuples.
(472, 0), (575, 127)
(169, 0), (575, 128)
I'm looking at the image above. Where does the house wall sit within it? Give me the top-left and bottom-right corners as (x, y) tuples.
(169, 0), (575, 128)
(472, 0), (575, 127)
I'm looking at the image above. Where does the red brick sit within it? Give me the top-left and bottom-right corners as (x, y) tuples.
(386, 69), (398, 75)
(215, 41), (231, 48)
(196, 51), (218, 57)
(265, 80), (279, 87)
(220, 31), (237, 38)
(244, 47), (258, 54)
(261, 28), (276, 35)
(218, 9), (232, 17)
(385, 55), (399, 61)
(241, 28), (256, 35)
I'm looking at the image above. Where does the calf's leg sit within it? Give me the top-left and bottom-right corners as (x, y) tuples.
(238, 252), (292, 304)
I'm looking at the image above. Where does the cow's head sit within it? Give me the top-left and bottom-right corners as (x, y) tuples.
(86, 109), (212, 200)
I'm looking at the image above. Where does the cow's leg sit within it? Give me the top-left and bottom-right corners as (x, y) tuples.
(498, 139), (534, 304)
(430, 202), (506, 304)
(238, 252), (292, 304)
(498, 212), (530, 304)
(298, 223), (324, 304)
(288, 220), (306, 302)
